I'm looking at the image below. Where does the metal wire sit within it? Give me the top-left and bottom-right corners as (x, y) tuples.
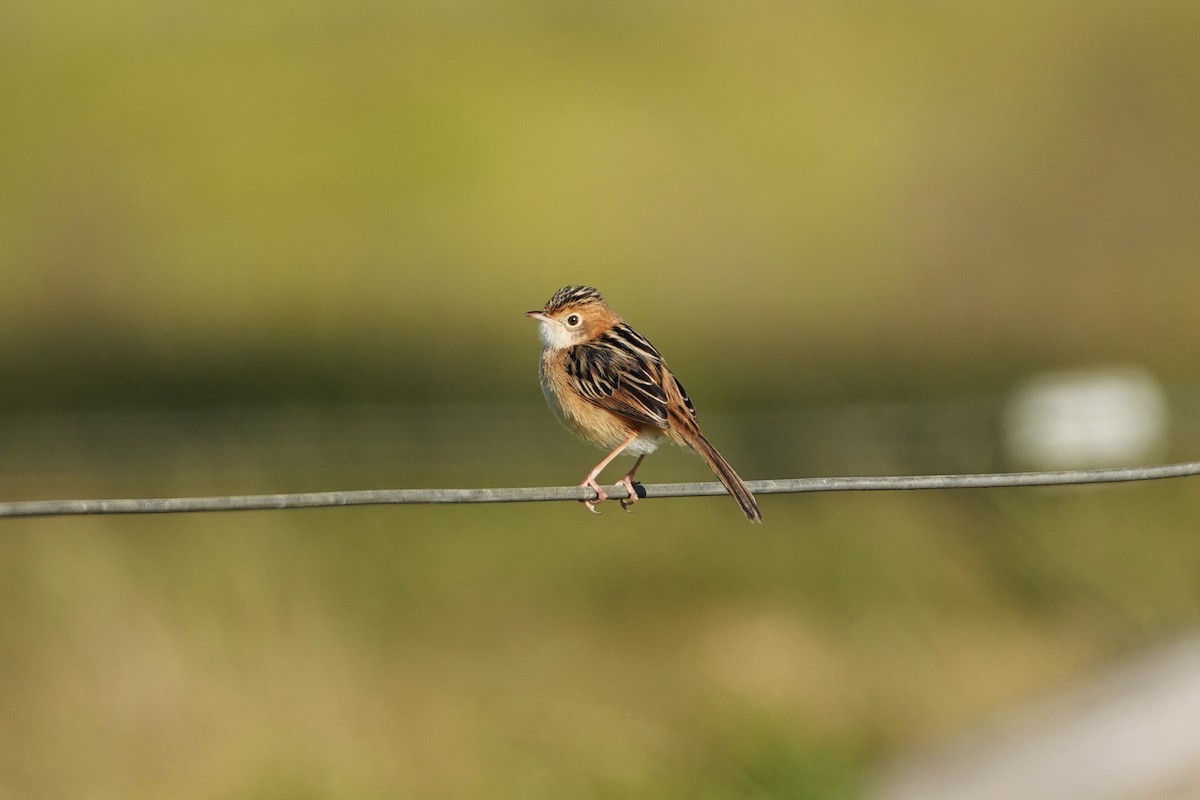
(2, 460), (1198, 519)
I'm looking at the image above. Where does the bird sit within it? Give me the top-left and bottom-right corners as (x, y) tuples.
(525, 285), (762, 522)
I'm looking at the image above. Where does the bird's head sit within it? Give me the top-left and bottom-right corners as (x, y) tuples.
(525, 285), (616, 349)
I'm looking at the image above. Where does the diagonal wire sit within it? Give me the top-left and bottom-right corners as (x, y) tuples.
(2, 459), (1198, 519)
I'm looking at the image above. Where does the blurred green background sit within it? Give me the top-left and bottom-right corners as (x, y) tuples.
(3, 1), (1200, 797)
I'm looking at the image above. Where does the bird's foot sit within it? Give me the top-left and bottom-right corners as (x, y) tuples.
(617, 475), (641, 512)
(580, 478), (607, 514)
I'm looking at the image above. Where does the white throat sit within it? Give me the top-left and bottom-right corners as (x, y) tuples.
(537, 319), (577, 350)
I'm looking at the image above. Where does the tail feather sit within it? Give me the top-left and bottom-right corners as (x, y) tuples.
(674, 418), (762, 523)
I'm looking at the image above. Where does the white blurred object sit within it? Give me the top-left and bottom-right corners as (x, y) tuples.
(872, 634), (1200, 800)
(1004, 367), (1168, 470)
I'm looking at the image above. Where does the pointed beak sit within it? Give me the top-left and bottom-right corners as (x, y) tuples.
(525, 310), (547, 321)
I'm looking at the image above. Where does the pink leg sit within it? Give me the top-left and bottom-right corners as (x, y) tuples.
(617, 454), (646, 511)
(579, 431), (641, 514)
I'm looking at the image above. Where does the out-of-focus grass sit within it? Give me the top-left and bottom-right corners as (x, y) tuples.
(3, 1), (1200, 412)
(2, 416), (1199, 798)
(4, 1), (1200, 796)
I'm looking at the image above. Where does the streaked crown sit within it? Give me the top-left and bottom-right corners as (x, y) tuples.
(544, 285), (606, 314)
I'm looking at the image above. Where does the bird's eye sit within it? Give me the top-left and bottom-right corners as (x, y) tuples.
(566, 314), (581, 326)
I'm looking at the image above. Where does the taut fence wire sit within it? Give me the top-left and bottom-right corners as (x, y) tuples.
(2, 459), (1199, 519)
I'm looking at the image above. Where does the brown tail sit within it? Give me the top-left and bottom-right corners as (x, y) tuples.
(673, 417), (762, 523)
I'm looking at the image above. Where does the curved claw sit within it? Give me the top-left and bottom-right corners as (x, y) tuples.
(580, 479), (607, 515)
(617, 477), (640, 512)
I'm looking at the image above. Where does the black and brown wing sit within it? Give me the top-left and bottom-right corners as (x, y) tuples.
(564, 323), (679, 429)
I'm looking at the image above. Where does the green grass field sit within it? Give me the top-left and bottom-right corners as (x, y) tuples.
(3, 2), (1200, 796)
(2, 411), (1198, 797)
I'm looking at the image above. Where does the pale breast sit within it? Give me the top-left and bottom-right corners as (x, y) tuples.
(539, 348), (662, 452)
